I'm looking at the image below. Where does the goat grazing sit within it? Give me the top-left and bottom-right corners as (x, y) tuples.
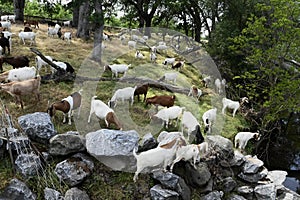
(188, 85), (202, 102)
(134, 84), (148, 102)
(202, 76), (211, 88)
(162, 58), (175, 67)
(234, 131), (260, 152)
(48, 24), (62, 38)
(146, 95), (176, 108)
(153, 106), (185, 129)
(0, 56), (29, 72)
(104, 63), (131, 78)
(202, 108), (217, 133)
(0, 75), (41, 109)
(0, 21), (11, 31)
(18, 31), (36, 45)
(133, 138), (181, 182)
(24, 20), (39, 29)
(222, 97), (248, 117)
(170, 144), (201, 172)
(172, 61), (184, 70)
(7, 66), (36, 82)
(35, 55), (53, 73)
(150, 51), (157, 63)
(181, 111), (202, 141)
(159, 72), (178, 84)
(108, 86), (137, 108)
(88, 96), (122, 130)
(47, 90), (82, 125)
(135, 50), (144, 59)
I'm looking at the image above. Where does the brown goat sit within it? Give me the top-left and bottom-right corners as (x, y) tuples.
(47, 90), (82, 125)
(134, 83), (149, 102)
(0, 76), (41, 109)
(0, 56), (29, 72)
(146, 95), (176, 108)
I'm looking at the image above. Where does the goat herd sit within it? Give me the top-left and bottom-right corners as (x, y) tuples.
(0, 15), (261, 181)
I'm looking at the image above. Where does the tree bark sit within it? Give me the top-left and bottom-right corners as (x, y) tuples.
(72, 5), (80, 27)
(13, 0), (25, 23)
(76, 1), (91, 40)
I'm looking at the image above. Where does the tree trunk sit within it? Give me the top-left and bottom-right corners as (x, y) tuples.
(13, 0), (25, 23)
(72, 5), (80, 27)
(76, 1), (91, 40)
(91, 0), (104, 62)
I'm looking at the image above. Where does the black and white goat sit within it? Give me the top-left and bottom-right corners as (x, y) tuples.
(47, 90), (82, 125)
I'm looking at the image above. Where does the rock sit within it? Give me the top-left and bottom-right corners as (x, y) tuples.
(200, 191), (223, 200)
(157, 131), (184, 145)
(254, 183), (276, 200)
(86, 129), (139, 172)
(237, 186), (254, 200)
(0, 178), (36, 200)
(138, 132), (157, 152)
(54, 153), (94, 187)
(276, 185), (300, 199)
(49, 132), (86, 156)
(65, 187), (90, 200)
(227, 194), (248, 200)
(151, 169), (191, 200)
(221, 177), (237, 193)
(225, 150), (246, 167)
(243, 155), (264, 174)
(15, 153), (41, 177)
(150, 184), (179, 200)
(206, 135), (234, 161)
(267, 170), (288, 185)
(18, 112), (56, 144)
(44, 187), (63, 200)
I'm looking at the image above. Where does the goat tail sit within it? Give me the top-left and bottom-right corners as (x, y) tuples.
(132, 147), (138, 158)
(91, 96), (97, 101)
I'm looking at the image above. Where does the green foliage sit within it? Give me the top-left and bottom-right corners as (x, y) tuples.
(0, 0), (13, 14)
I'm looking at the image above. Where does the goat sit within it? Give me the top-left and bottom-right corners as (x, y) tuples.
(150, 51), (157, 63)
(234, 131), (260, 152)
(24, 20), (39, 29)
(170, 144), (201, 172)
(193, 125), (205, 144)
(146, 95), (175, 108)
(128, 40), (136, 49)
(18, 31), (36, 45)
(0, 75), (41, 109)
(135, 50), (144, 59)
(202, 76), (211, 88)
(35, 55), (53, 73)
(23, 26), (32, 32)
(88, 96), (122, 130)
(104, 63), (131, 78)
(215, 78), (226, 94)
(48, 24), (62, 38)
(159, 72), (178, 84)
(172, 61), (184, 71)
(202, 108), (217, 134)
(153, 106), (185, 129)
(47, 90), (82, 125)
(0, 21), (11, 31)
(134, 84), (148, 102)
(52, 61), (75, 74)
(222, 97), (248, 117)
(62, 32), (72, 44)
(133, 138), (181, 182)
(63, 20), (71, 27)
(0, 34), (10, 56)
(7, 66), (36, 82)
(156, 44), (168, 52)
(0, 56), (29, 72)
(181, 111), (201, 141)
(188, 85), (202, 102)
(162, 58), (175, 67)
(108, 86), (137, 108)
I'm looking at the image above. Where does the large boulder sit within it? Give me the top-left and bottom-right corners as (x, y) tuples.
(15, 153), (41, 177)
(18, 112), (56, 144)
(0, 178), (36, 200)
(206, 135), (234, 161)
(64, 187), (90, 200)
(85, 129), (139, 172)
(150, 184), (179, 200)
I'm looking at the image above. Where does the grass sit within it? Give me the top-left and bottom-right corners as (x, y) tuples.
(0, 23), (249, 198)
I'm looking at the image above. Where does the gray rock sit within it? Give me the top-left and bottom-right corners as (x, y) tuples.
(200, 190), (223, 200)
(226, 150), (246, 167)
(238, 171), (266, 183)
(254, 183), (276, 200)
(44, 187), (64, 200)
(0, 178), (36, 200)
(85, 129), (139, 172)
(243, 155), (264, 174)
(276, 185), (300, 200)
(64, 187), (90, 200)
(18, 112), (56, 144)
(15, 153), (41, 177)
(237, 186), (254, 200)
(266, 170), (288, 185)
(206, 135), (234, 161)
(150, 184), (179, 200)
(49, 133), (86, 156)
(157, 131), (184, 145)
(221, 177), (237, 193)
(151, 169), (191, 200)
(226, 194), (247, 200)
(138, 132), (157, 152)
(54, 153), (94, 187)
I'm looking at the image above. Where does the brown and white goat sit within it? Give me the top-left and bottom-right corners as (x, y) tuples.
(134, 83), (149, 102)
(47, 90), (82, 125)
(0, 75), (41, 109)
(0, 56), (29, 72)
(146, 95), (176, 109)
(88, 96), (122, 130)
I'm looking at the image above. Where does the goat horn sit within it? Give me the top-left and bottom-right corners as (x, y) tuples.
(47, 100), (50, 107)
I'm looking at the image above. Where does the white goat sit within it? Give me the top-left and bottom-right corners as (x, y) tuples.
(170, 144), (201, 172)
(48, 24), (61, 37)
(63, 32), (72, 44)
(160, 72), (178, 84)
(18, 32), (36, 45)
(150, 51), (157, 63)
(108, 86), (137, 108)
(234, 131), (260, 152)
(128, 40), (136, 49)
(202, 76), (211, 87)
(88, 96), (122, 130)
(162, 58), (176, 67)
(181, 111), (201, 141)
(35, 55), (53, 73)
(215, 78), (226, 94)
(63, 20), (71, 27)
(222, 97), (248, 117)
(202, 108), (217, 133)
(188, 85), (202, 102)
(7, 66), (36, 82)
(104, 64), (131, 78)
(133, 138), (181, 182)
(135, 50), (144, 59)
(156, 44), (168, 52)
(154, 106), (185, 128)
(0, 21), (11, 31)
